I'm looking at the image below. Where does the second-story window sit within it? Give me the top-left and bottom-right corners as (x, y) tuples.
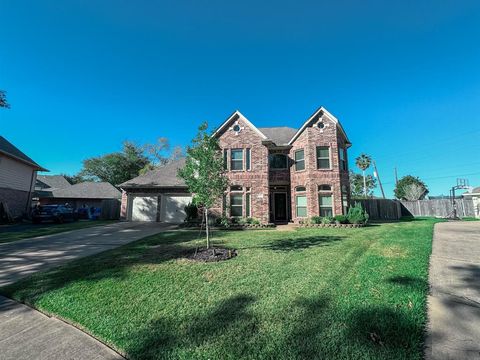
(339, 148), (347, 171)
(223, 149), (228, 170)
(316, 146), (330, 169)
(246, 148), (251, 170)
(269, 154), (288, 170)
(294, 149), (305, 171)
(231, 149), (243, 171)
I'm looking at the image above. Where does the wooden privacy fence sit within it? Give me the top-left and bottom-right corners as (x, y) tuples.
(353, 199), (402, 220)
(352, 198), (476, 220)
(101, 199), (121, 220)
(399, 199), (475, 218)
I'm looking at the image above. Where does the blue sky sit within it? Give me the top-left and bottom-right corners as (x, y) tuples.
(1, 0), (480, 197)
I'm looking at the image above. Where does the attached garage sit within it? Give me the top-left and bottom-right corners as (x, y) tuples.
(120, 159), (192, 223)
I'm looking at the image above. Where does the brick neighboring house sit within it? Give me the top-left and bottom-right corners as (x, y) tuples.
(0, 136), (47, 219)
(120, 106), (351, 224)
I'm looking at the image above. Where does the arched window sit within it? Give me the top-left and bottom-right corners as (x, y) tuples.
(269, 154), (288, 169)
(295, 186), (306, 192)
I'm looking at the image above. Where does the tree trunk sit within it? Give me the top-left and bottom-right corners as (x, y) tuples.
(205, 207), (210, 249)
(362, 170), (367, 198)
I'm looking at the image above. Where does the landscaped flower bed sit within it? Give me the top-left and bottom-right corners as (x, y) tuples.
(180, 222), (276, 230)
(299, 223), (365, 228)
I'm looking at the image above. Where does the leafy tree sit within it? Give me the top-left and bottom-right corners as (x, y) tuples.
(60, 173), (86, 185)
(355, 153), (372, 197)
(394, 175), (429, 200)
(0, 90), (10, 108)
(178, 122), (229, 249)
(139, 139), (184, 175)
(80, 142), (150, 185)
(350, 171), (377, 198)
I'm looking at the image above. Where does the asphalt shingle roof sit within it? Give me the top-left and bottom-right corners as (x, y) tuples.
(36, 175), (71, 189)
(258, 127), (298, 146)
(0, 136), (47, 170)
(38, 182), (121, 199)
(119, 158), (187, 188)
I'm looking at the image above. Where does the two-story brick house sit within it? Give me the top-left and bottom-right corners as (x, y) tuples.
(120, 106), (351, 224)
(213, 106), (351, 224)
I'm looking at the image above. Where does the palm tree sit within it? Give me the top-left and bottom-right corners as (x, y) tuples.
(355, 153), (372, 198)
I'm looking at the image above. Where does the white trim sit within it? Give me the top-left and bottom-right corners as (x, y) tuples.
(287, 106), (351, 146)
(212, 110), (267, 140)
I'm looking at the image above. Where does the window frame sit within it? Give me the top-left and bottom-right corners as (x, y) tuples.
(316, 146), (331, 170)
(230, 149), (244, 171)
(230, 192), (243, 217)
(294, 149), (305, 171)
(246, 148), (251, 171)
(269, 153), (288, 170)
(339, 148), (347, 171)
(295, 195), (307, 218)
(318, 193), (333, 217)
(223, 149), (228, 170)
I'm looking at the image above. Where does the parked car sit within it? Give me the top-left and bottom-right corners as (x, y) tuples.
(32, 205), (77, 224)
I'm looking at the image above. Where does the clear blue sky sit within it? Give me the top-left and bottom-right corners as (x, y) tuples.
(1, 0), (480, 197)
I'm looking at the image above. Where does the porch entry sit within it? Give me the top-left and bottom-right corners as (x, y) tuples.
(272, 192), (288, 223)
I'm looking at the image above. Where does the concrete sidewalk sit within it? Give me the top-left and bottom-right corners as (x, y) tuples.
(425, 221), (480, 360)
(0, 221), (174, 360)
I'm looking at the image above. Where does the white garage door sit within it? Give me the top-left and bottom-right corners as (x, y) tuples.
(132, 196), (158, 221)
(162, 195), (192, 223)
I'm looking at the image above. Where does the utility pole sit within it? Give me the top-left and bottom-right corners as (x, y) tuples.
(373, 160), (386, 199)
(394, 167), (399, 186)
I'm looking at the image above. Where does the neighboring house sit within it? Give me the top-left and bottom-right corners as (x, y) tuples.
(0, 136), (47, 218)
(35, 174), (71, 191)
(120, 106), (351, 224)
(35, 181), (121, 209)
(462, 186), (480, 218)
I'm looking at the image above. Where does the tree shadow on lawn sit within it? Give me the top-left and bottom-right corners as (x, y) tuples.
(387, 275), (429, 292)
(125, 293), (333, 360)
(262, 235), (345, 252)
(1, 230), (234, 304)
(346, 305), (425, 359)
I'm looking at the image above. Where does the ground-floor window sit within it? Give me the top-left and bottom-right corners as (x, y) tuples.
(230, 193), (243, 217)
(319, 194), (333, 217)
(296, 195), (307, 217)
(341, 185), (348, 214)
(246, 189), (251, 217)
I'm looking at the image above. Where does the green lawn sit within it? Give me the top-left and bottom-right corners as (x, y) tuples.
(0, 220), (117, 244)
(1, 219), (440, 359)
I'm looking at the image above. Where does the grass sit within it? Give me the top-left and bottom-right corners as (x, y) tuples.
(0, 220), (117, 244)
(1, 219), (440, 359)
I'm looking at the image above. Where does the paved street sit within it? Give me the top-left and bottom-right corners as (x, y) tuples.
(425, 221), (480, 360)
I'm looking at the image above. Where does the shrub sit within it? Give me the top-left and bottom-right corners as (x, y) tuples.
(184, 202), (198, 221)
(238, 217), (249, 225)
(321, 216), (334, 224)
(215, 215), (230, 228)
(310, 216), (322, 224)
(248, 218), (261, 225)
(347, 202), (369, 225)
(334, 215), (349, 224)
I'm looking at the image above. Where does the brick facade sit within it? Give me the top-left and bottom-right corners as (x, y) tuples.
(215, 108), (351, 224)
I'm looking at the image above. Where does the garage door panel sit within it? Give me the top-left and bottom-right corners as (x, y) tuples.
(162, 195), (192, 223)
(132, 196), (158, 221)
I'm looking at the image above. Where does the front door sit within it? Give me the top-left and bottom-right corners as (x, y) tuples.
(274, 193), (288, 222)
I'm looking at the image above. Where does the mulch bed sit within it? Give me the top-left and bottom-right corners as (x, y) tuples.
(188, 247), (238, 262)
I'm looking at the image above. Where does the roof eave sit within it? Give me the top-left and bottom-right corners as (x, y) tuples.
(0, 150), (48, 172)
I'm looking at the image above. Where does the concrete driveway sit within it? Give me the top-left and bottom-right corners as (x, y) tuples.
(0, 221), (174, 287)
(425, 221), (480, 360)
(0, 221), (173, 360)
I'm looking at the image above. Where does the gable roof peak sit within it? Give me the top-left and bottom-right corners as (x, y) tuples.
(212, 110), (267, 139)
(287, 106), (351, 146)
